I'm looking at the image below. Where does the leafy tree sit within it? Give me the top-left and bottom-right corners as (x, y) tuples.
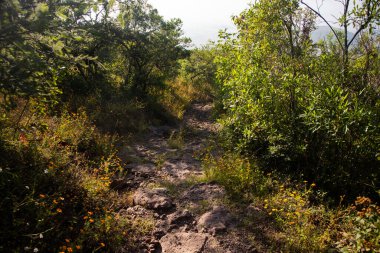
(179, 45), (218, 96)
(114, 0), (190, 93)
(216, 0), (379, 200)
(301, 0), (380, 79)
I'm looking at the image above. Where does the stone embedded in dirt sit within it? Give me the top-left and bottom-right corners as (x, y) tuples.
(148, 125), (172, 137)
(153, 209), (194, 238)
(159, 232), (208, 253)
(125, 206), (143, 215)
(197, 206), (234, 235)
(153, 224), (167, 239)
(133, 188), (173, 211)
(167, 209), (193, 226)
(159, 160), (201, 181)
(131, 163), (156, 177)
(121, 206), (154, 221)
(203, 236), (231, 253)
(181, 183), (226, 202)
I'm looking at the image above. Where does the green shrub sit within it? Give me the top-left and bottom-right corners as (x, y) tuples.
(202, 151), (380, 252)
(202, 152), (273, 198)
(215, 0), (380, 200)
(0, 105), (142, 252)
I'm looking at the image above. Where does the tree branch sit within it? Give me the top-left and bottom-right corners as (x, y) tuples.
(300, 0), (344, 51)
(347, 1), (379, 48)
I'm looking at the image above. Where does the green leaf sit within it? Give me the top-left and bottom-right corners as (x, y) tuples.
(52, 41), (65, 54)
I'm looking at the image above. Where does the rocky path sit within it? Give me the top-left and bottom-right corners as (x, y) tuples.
(116, 102), (258, 253)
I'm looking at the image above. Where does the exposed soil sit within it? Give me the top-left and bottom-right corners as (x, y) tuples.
(115, 101), (281, 253)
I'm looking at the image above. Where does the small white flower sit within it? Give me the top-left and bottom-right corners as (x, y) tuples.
(39, 233), (43, 239)
(33, 248), (39, 253)
(24, 246), (30, 251)
(44, 169), (48, 174)
(25, 186), (30, 190)
(0, 168), (2, 172)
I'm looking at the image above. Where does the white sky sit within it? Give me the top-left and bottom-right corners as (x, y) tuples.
(147, 0), (347, 46)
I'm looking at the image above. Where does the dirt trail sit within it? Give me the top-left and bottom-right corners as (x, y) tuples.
(116, 102), (262, 253)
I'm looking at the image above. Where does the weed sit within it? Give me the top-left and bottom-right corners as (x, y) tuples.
(336, 197), (380, 252)
(167, 129), (185, 150)
(154, 153), (168, 169)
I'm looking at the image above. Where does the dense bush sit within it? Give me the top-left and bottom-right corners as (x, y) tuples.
(215, 0), (380, 201)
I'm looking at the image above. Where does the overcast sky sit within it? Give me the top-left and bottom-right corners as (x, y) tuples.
(147, 0), (346, 46)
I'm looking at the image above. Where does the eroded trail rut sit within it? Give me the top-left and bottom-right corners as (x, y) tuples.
(117, 102), (255, 253)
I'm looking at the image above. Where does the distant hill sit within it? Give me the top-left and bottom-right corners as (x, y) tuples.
(311, 26), (355, 43)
